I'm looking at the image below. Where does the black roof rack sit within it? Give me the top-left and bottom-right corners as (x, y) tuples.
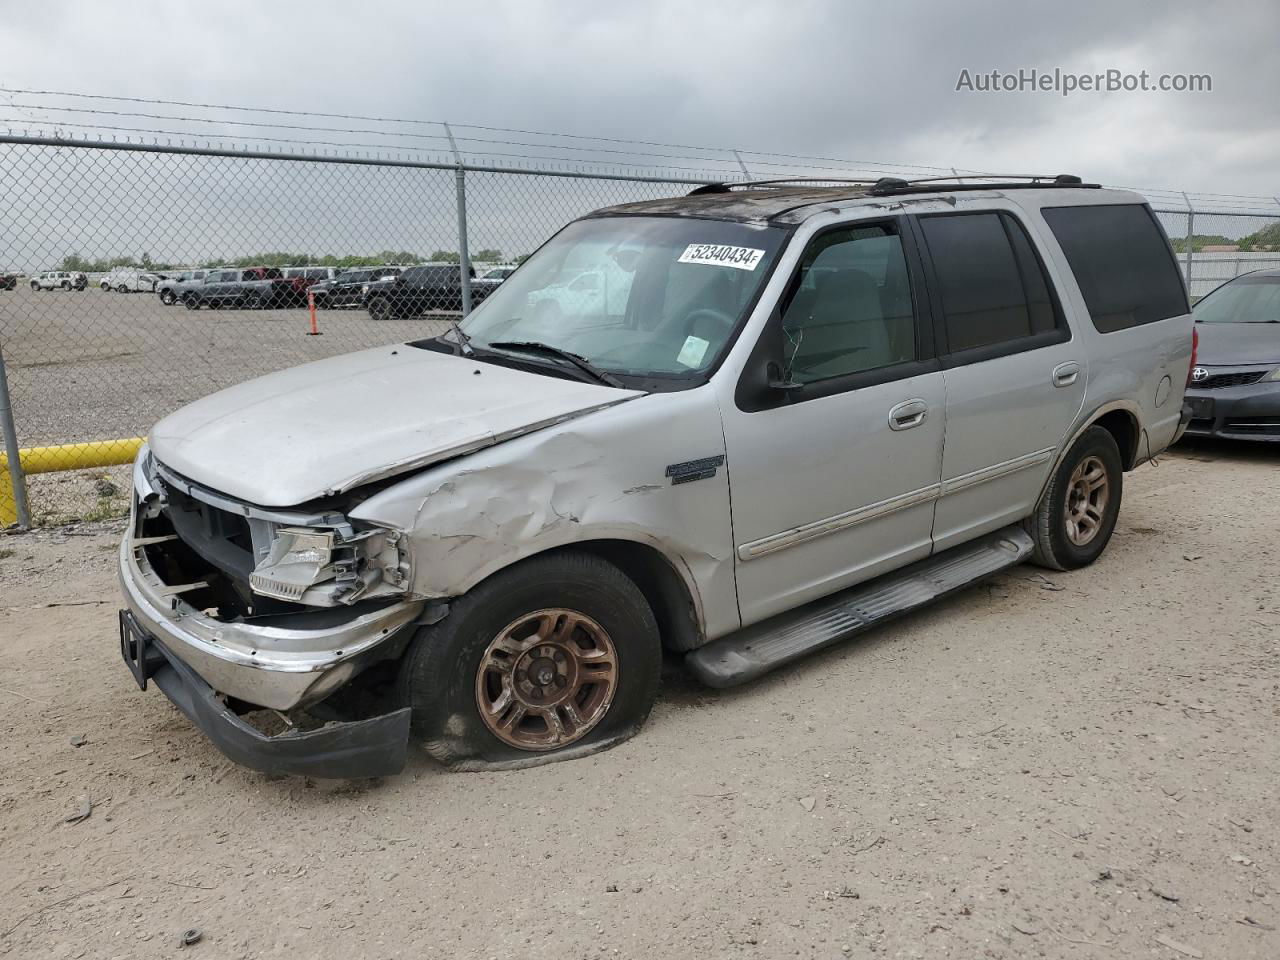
(687, 176), (879, 196)
(687, 173), (1097, 198)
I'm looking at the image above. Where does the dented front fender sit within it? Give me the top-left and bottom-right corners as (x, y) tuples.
(349, 387), (741, 641)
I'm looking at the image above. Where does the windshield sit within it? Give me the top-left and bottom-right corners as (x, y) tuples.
(460, 216), (787, 377)
(1194, 277), (1280, 323)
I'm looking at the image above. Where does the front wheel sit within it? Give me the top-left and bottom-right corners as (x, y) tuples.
(368, 296), (394, 321)
(1026, 425), (1123, 571)
(62, 281), (72, 290)
(397, 552), (662, 770)
(30, 282), (39, 291)
(159, 289), (176, 305)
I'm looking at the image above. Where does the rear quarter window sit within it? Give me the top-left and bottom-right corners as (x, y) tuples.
(1041, 204), (1189, 333)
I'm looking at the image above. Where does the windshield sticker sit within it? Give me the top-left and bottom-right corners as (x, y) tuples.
(676, 335), (710, 368)
(677, 243), (766, 271)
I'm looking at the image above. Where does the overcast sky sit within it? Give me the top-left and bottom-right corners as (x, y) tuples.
(1, 0), (1277, 246)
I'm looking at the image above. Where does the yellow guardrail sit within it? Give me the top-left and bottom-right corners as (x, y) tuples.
(1, 437), (145, 526)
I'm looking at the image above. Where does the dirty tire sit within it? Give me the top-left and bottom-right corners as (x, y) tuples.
(1026, 425), (1123, 571)
(159, 289), (176, 305)
(398, 551), (662, 771)
(368, 296), (393, 321)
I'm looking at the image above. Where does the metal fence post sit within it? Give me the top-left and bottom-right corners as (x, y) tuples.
(1181, 191), (1195, 284)
(0, 343), (32, 529)
(733, 150), (751, 180)
(443, 123), (473, 316)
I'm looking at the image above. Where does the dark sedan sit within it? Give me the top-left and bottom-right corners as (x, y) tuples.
(1183, 269), (1280, 441)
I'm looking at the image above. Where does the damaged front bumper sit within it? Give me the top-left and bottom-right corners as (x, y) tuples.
(119, 528), (424, 778)
(120, 611), (411, 778)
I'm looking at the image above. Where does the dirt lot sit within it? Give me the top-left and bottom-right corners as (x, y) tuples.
(1, 440), (1278, 960)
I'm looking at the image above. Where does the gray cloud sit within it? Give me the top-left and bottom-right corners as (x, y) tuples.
(1, 0), (1276, 197)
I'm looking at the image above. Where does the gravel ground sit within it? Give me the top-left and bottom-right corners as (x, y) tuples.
(1, 439), (1277, 959)
(0, 285), (450, 521)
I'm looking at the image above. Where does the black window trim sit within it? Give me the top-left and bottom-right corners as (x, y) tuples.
(734, 214), (939, 413)
(908, 208), (1072, 370)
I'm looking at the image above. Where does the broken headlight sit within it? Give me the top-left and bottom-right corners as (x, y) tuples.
(250, 527), (336, 601)
(250, 524), (408, 606)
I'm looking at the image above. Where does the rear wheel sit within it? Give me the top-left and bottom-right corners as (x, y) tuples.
(242, 291), (262, 310)
(397, 552), (662, 770)
(1026, 425), (1123, 571)
(30, 282), (39, 291)
(62, 281), (72, 290)
(115, 284), (127, 293)
(159, 289), (176, 305)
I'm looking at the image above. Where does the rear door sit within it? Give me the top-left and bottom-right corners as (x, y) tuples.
(722, 216), (947, 624)
(910, 208), (1086, 551)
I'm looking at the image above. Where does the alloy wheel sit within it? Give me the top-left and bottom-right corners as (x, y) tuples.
(475, 608), (619, 751)
(1065, 455), (1109, 546)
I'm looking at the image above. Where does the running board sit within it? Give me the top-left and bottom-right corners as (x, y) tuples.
(687, 526), (1033, 688)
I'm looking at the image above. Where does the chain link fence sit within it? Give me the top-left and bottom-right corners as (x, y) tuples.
(1, 134), (1277, 525)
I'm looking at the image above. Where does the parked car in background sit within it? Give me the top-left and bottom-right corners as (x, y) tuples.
(524, 265), (632, 322)
(309, 266), (401, 309)
(30, 271), (87, 291)
(363, 263), (488, 320)
(283, 266), (339, 305)
(100, 267), (162, 293)
(1182, 269), (1280, 441)
(0, 271), (19, 290)
(472, 265), (517, 294)
(117, 176), (1194, 778)
(181, 267), (290, 309)
(157, 270), (209, 305)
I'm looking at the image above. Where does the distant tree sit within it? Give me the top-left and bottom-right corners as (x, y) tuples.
(1239, 221), (1280, 252)
(1169, 234), (1232, 253)
(428, 249), (461, 264)
(471, 248), (504, 262)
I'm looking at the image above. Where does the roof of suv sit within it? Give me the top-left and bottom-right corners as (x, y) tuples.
(593, 177), (1136, 226)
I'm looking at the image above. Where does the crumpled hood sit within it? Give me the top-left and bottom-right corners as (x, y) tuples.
(150, 345), (640, 506)
(1194, 321), (1280, 366)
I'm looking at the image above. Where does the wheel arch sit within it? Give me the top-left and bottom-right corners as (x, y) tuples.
(453, 537), (705, 654)
(1057, 401), (1143, 473)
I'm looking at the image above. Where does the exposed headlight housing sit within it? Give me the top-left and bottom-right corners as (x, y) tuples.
(250, 527), (336, 601)
(250, 524), (408, 606)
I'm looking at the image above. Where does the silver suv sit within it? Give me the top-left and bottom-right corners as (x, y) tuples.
(118, 176), (1195, 778)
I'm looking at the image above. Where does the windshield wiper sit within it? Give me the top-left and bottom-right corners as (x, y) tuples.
(487, 340), (624, 387)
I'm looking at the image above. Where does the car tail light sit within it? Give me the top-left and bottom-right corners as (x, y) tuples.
(1186, 326), (1199, 386)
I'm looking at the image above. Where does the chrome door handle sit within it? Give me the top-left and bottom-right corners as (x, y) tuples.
(1052, 361), (1081, 388)
(888, 398), (928, 431)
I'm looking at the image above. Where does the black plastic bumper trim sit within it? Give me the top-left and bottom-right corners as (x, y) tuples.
(121, 611), (410, 779)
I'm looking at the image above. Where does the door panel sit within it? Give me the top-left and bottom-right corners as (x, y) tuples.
(721, 218), (946, 626)
(932, 345), (1085, 550)
(723, 374), (946, 624)
(911, 209), (1087, 551)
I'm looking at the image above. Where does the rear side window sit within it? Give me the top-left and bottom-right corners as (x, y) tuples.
(918, 212), (1064, 354)
(1041, 204), (1188, 332)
